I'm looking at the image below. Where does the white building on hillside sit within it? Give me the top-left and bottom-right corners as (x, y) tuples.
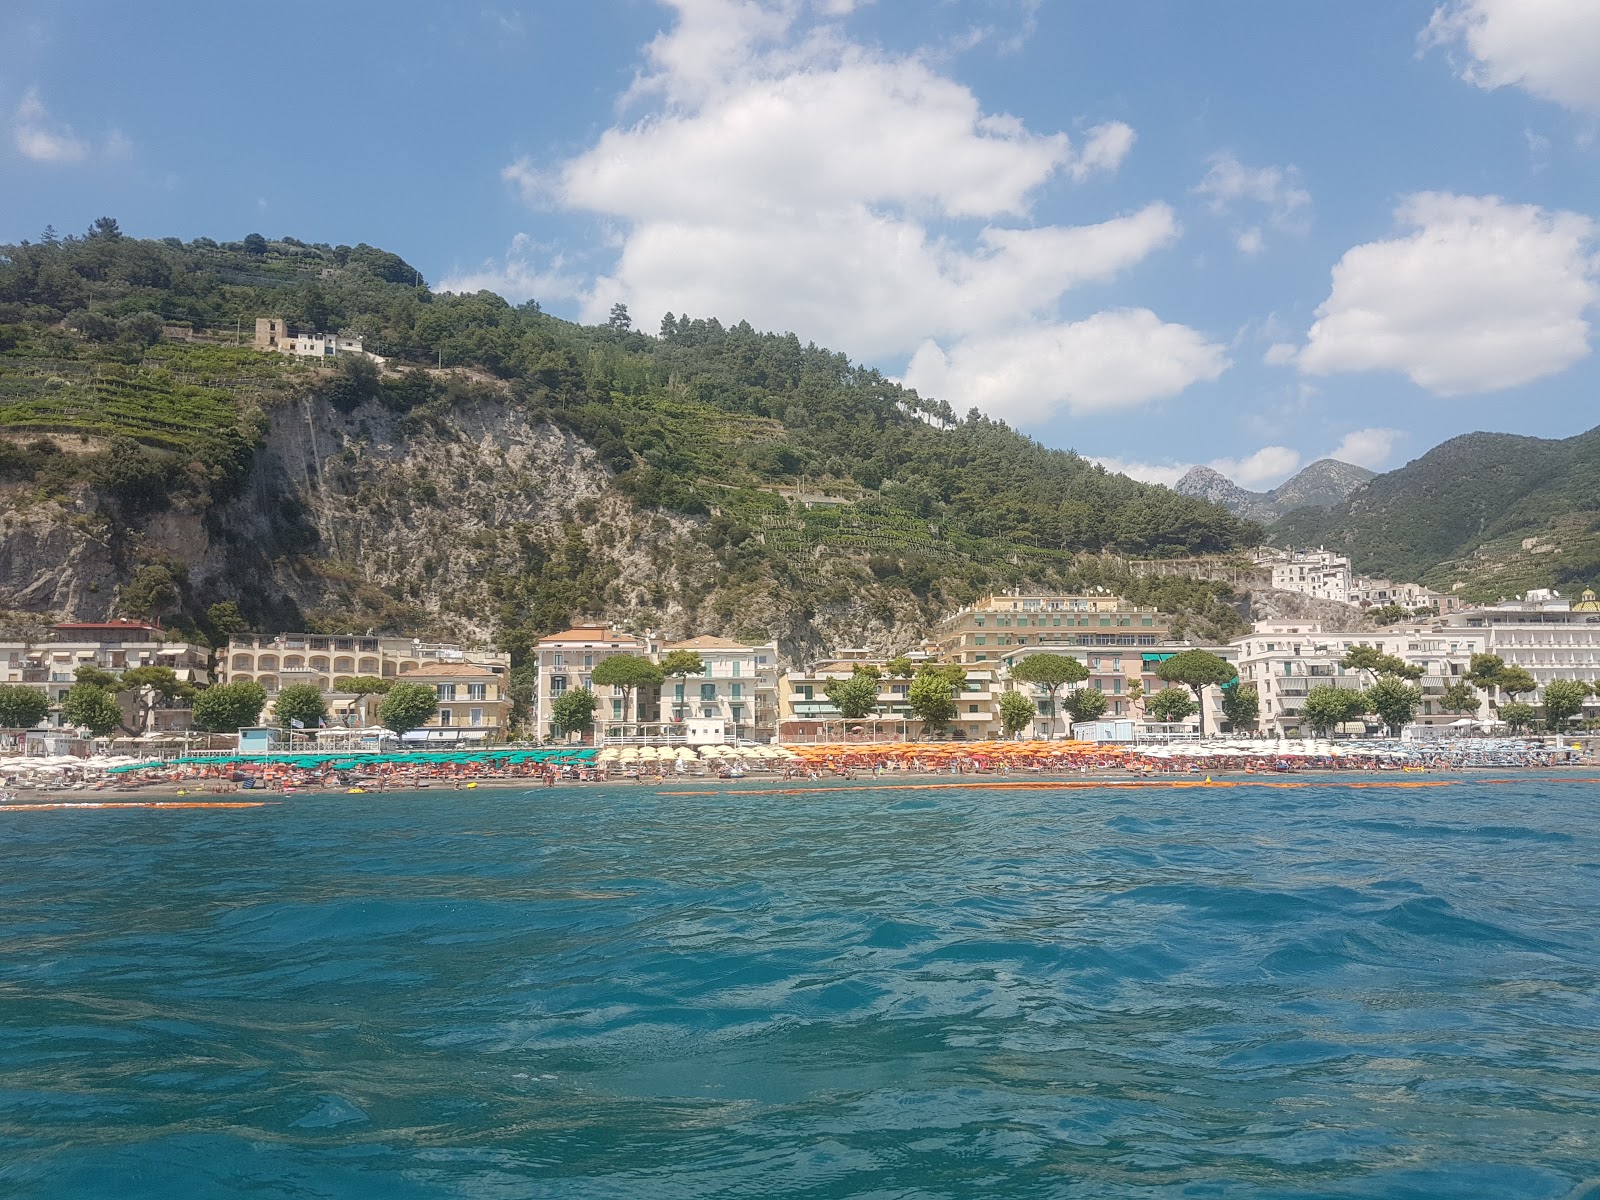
(1262, 548), (1352, 603)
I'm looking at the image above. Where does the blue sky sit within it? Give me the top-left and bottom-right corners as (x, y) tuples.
(5, 0), (1600, 489)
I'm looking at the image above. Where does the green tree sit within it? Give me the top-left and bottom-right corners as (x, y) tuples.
(1155, 649), (1236, 735)
(1301, 685), (1366, 736)
(1367, 677), (1423, 737)
(205, 600), (249, 636)
(1499, 702), (1537, 732)
(1366, 604), (1409, 626)
(1493, 666), (1537, 703)
(1541, 679), (1589, 731)
(1146, 687), (1198, 724)
(508, 662), (536, 733)
(590, 654), (664, 724)
(1439, 680), (1480, 715)
(60, 683), (124, 736)
(190, 680), (266, 732)
(0, 685), (50, 729)
(1341, 644), (1422, 684)
(332, 675), (393, 725)
(118, 664), (196, 733)
(825, 668), (882, 722)
(73, 663), (121, 690)
(998, 690), (1036, 737)
(657, 650), (705, 719)
(907, 664), (964, 732)
(1008, 653), (1089, 739)
(1219, 682), (1259, 731)
(119, 564), (181, 623)
(551, 686), (597, 737)
(1063, 685), (1109, 727)
(377, 681), (439, 735)
(273, 683), (328, 730)
(1468, 653), (1506, 688)
(883, 656), (916, 679)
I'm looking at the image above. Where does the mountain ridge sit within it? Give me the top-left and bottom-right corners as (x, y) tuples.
(1175, 458), (1374, 523)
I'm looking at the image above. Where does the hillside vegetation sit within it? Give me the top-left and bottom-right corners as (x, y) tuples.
(0, 223), (1260, 656)
(1272, 428), (1600, 600)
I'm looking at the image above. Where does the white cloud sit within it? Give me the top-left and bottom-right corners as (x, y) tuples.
(497, 0), (1215, 422)
(1298, 192), (1597, 394)
(12, 87), (87, 163)
(436, 233), (587, 304)
(1327, 427), (1402, 470)
(903, 309), (1229, 424)
(11, 87), (130, 165)
(1423, 0), (1600, 114)
(1193, 152), (1310, 253)
(1093, 445), (1300, 491)
(1094, 428), (1402, 493)
(1262, 341), (1298, 365)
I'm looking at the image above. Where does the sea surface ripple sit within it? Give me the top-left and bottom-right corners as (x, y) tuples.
(1, 777), (1598, 1198)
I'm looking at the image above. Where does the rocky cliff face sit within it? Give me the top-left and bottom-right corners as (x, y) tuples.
(0, 383), (939, 664)
(1173, 466), (1277, 523)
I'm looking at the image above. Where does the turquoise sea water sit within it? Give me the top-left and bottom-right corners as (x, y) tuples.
(1, 777), (1598, 1198)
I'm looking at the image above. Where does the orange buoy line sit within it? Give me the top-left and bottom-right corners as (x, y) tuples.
(0, 801), (274, 811)
(662, 777), (1487, 797)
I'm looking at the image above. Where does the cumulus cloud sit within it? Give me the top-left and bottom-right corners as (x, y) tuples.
(1193, 152), (1311, 253)
(1298, 192), (1597, 394)
(435, 233), (587, 303)
(498, 0), (1217, 421)
(1328, 427), (1402, 469)
(11, 87), (130, 165)
(1094, 427), (1403, 492)
(903, 310), (1228, 425)
(1423, 0), (1600, 114)
(1094, 445), (1299, 491)
(12, 87), (87, 163)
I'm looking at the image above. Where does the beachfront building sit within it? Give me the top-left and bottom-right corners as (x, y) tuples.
(995, 640), (1233, 738)
(0, 620), (211, 732)
(394, 661), (512, 745)
(777, 650), (1004, 743)
(1258, 548), (1353, 604)
(1447, 590), (1600, 725)
(933, 592), (1171, 668)
(219, 632), (509, 699)
(532, 624), (654, 743)
(648, 635), (780, 745)
(1232, 622), (1488, 737)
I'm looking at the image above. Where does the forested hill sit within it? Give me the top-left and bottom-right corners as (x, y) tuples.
(0, 225), (1259, 658)
(1272, 426), (1600, 601)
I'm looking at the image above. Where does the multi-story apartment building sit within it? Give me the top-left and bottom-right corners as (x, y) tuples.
(1259, 548), (1353, 603)
(399, 662), (512, 743)
(933, 593), (1171, 667)
(995, 641), (1235, 736)
(532, 625), (652, 742)
(1231, 622), (1488, 736)
(0, 621), (211, 731)
(1447, 590), (1600, 722)
(653, 636), (779, 744)
(778, 650), (1003, 742)
(220, 632), (508, 696)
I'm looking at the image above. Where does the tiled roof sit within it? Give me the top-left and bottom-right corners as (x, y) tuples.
(537, 626), (644, 646)
(403, 662), (498, 677)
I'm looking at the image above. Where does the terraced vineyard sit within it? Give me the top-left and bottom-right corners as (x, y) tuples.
(0, 343), (295, 454)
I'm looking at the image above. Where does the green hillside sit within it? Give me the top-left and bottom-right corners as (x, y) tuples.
(1272, 427), (1600, 600)
(0, 223), (1260, 651)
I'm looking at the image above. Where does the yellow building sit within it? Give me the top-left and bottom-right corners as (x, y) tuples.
(398, 662), (511, 744)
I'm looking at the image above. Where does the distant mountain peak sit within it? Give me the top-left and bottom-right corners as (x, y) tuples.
(1174, 458), (1371, 522)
